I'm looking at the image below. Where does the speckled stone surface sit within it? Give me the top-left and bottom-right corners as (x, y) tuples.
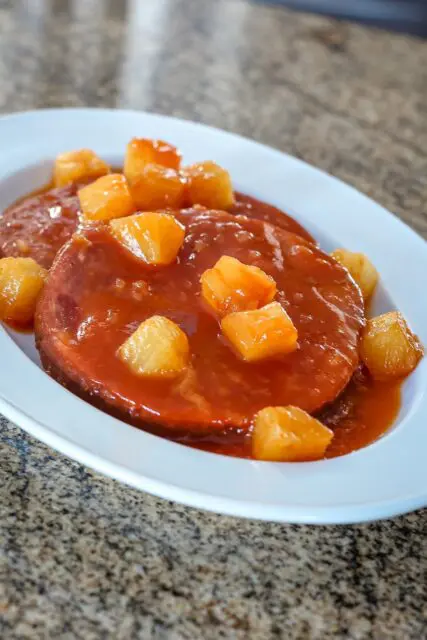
(0, 0), (426, 638)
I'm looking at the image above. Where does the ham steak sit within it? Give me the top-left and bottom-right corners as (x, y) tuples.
(35, 210), (364, 434)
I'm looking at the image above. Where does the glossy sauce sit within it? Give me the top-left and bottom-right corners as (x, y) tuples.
(321, 368), (401, 458)
(0, 183), (312, 269)
(182, 367), (401, 458)
(2, 183), (404, 460)
(0, 182), (85, 269)
(36, 211), (364, 432)
(231, 192), (314, 242)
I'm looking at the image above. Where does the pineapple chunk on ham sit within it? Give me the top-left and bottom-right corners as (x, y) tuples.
(252, 406), (333, 461)
(184, 161), (234, 210)
(331, 249), (378, 300)
(128, 164), (186, 211)
(0, 257), (48, 327)
(201, 255), (276, 316)
(360, 311), (423, 380)
(110, 211), (185, 266)
(124, 138), (182, 183)
(54, 149), (110, 187)
(117, 316), (190, 378)
(221, 301), (298, 362)
(78, 174), (135, 222)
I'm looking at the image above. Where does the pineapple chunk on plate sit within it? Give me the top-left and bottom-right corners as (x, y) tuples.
(0, 257), (48, 327)
(221, 301), (298, 362)
(110, 212), (185, 266)
(78, 174), (135, 222)
(331, 248), (378, 300)
(185, 161), (234, 210)
(53, 149), (110, 187)
(201, 255), (276, 316)
(360, 311), (423, 380)
(129, 164), (186, 211)
(252, 406), (333, 462)
(117, 315), (190, 378)
(124, 138), (181, 183)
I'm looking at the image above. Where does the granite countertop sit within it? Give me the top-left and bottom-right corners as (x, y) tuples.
(1, 0), (426, 638)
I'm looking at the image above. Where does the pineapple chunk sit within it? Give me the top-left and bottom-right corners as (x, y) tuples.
(331, 249), (378, 300)
(78, 174), (135, 222)
(0, 257), (48, 327)
(124, 138), (181, 183)
(360, 311), (423, 380)
(253, 406), (333, 462)
(117, 315), (190, 378)
(53, 149), (110, 187)
(129, 164), (186, 211)
(221, 301), (298, 362)
(201, 255), (276, 316)
(110, 212), (185, 265)
(185, 161), (234, 210)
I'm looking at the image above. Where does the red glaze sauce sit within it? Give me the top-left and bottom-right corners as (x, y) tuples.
(183, 367), (401, 458)
(0, 185), (312, 269)
(36, 211), (364, 434)
(3, 182), (404, 459)
(0, 182), (85, 269)
(231, 192), (314, 242)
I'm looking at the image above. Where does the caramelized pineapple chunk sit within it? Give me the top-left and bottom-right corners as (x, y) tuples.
(110, 212), (185, 265)
(78, 174), (135, 222)
(360, 311), (423, 380)
(124, 138), (181, 183)
(0, 257), (48, 327)
(54, 149), (110, 187)
(253, 406), (333, 462)
(129, 164), (186, 211)
(117, 315), (190, 378)
(331, 249), (378, 300)
(201, 256), (276, 316)
(221, 301), (298, 362)
(185, 161), (234, 209)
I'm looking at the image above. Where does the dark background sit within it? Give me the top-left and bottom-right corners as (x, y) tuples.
(258, 0), (427, 35)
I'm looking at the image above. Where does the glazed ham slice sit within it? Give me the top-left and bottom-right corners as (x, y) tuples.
(35, 210), (364, 434)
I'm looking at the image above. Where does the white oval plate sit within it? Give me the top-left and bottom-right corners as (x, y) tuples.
(0, 108), (426, 524)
